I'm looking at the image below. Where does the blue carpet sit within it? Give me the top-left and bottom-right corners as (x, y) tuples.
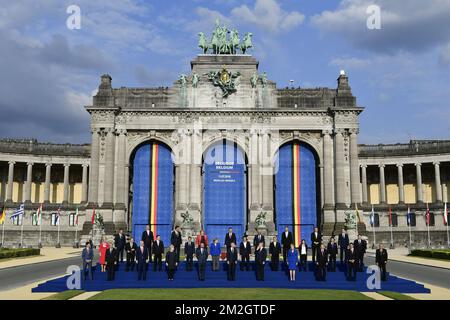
(32, 261), (430, 294)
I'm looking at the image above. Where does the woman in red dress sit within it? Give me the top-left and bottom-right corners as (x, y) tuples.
(98, 238), (109, 272)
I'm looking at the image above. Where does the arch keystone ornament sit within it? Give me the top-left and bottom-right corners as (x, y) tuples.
(205, 66), (241, 98)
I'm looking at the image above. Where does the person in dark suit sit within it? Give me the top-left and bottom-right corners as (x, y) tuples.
(316, 244), (328, 281)
(310, 227), (322, 262)
(141, 225), (154, 263)
(224, 227), (237, 250)
(269, 236), (281, 271)
(281, 226), (293, 264)
(125, 237), (137, 272)
(105, 242), (118, 281)
(327, 237), (338, 272)
(114, 229), (126, 263)
(196, 243), (208, 281)
(171, 225), (182, 263)
(255, 242), (267, 281)
(184, 236), (195, 271)
(338, 229), (349, 263)
(353, 234), (367, 271)
(298, 239), (308, 271)
(136, 240), (149, 281)
(239, 236), (251, 271)
(227, 242), (238, 281)
(81, 241), (94, 280)
(376, 244), (388, 281)
(253, 231), (265, 249)
(346, 243), (357, 281)
(152, 234), (164, 271)
(165, 245), (178, 281)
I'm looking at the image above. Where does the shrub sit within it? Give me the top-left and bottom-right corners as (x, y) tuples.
(0, 248), (40, 260)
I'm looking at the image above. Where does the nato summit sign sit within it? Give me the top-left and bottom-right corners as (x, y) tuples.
(203, 141), (246, 239)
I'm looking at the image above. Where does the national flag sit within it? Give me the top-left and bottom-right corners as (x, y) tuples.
(91, 206), (96, 225)
(55, 207), (61, 225)
(75, 207), (79, 225)
(425, 203), (431, 226)
(370, 205), (375, 227)
(388, 206), (392, 227)
(0, 205), (5, 225)
(407, 206), (412, 226)
(33, 203), (42, 225)
(10, 203), (24, 219)
(443, 203), (448, 226)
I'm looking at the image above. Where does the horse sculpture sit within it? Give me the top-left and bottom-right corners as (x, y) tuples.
(198, 32), (209, 54)
(241, 32), (253, 54)
(229, 29), (240, 55)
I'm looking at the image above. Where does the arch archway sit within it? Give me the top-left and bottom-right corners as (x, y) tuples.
(274, 140), (320, 246)
(202, 139), (248, 241)
(129, 140), (175, 245)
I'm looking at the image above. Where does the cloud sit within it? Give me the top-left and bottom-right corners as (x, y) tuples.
(231, 0), (304, 33)
(439, 44), (450, 66)
(311, 0), (450, 54)
(134, 65), (176, 86)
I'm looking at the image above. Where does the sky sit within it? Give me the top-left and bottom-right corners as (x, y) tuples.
(0, 0), (449, 144)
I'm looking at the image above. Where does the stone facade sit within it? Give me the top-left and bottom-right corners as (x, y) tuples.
(0, 55), (449, 248)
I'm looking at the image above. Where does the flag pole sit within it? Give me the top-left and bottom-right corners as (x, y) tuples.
(1, 219), (5, 248)
(57, 216), (60, 248)
(407, 207), (412, 253)
(38, 204), (42, 248)
(426, 203), (431, 248)
(20, 213), (24, 248)
(445, 203), (449, 248)
(371, 205), (376, 249)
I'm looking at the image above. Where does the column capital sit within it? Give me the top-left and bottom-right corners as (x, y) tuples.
(91, 127), (101, 135)
(378, 164), (385, 168)
(8, 161), (15, 165)
(360, 164), (367, 169)
(415, 162), (422, 167)
(45, 162), (52, 167)
(82, 163), (89, 168)
(116, 129), (127, 136)
(335, 128), (346, 135)
(396, 163), (403, 168)
(26, 162), (34, 166)
(349, 128), (359, 135)
(433, 161), (440, 166)
(64, 163), (71, 168)
(321, 129), (333, 136)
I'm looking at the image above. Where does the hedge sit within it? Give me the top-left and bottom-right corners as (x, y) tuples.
(0, 248), (41, 260)
(410, 249), (450, 260)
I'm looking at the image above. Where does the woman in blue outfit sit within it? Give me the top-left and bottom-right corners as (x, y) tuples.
(287, 243), (299, 281)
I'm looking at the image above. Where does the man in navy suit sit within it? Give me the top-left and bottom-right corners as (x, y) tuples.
(239, 236), (251, 271)
(184, 236), (195, 271)
(316, 244), (328, 281)
(171, 225), (183, 263)
(338, 228), (349, 263)
(152, 234), (164, 271)
(136, 240), (149, 281)
(141, 225), (154, 263)
(281, 226), (293, 264)
(255, 242), (267, 281)
(327, 237), (338, 272)
(81, 241), (94, 280)
(227, 242), (238, 281)
(196, 243), (208, 281)
(253, 230), (265, 249)
(224, 227), (237, 250)
(310, 227), (322, 262)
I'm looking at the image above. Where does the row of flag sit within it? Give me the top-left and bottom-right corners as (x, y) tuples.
(0, 204), (98, 226)
(369, 203), (449, 227)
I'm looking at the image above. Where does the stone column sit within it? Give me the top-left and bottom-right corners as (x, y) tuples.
(24, 162), (33, 203)
(415, 163), (423, 204)
(63, 163), (70, 204)
(5, 161), (14, 202)
(319, 164), (324, 208)
(361, 164), (368, 204)
(250, 129), (260, 209)
(103, 128), (115, 207)
(349, 129), (361, 204)
(322, 130), (334, 209)
(434, 162), (442, 203)
(261, 131), (273, 210)
(334, 129), (346, 208)
(44, 163), (52, 203)
(397, 164), (404, 204)
(88, 129), (100, 205)
(81, 164), (88, 203)
(189, 129), (202, 210)
(115, 130), (127, 208)
(379, 164), (386, 204)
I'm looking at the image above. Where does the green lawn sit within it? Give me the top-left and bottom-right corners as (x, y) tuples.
(378, 291), (416, 300)
(43, 290), (85, 300)
(89, 288), (372, 300)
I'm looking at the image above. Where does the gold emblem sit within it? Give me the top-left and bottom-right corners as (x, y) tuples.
(220, 65), (231, 84)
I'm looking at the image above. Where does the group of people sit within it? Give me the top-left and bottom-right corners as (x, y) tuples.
(81, 226), (389, 283)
